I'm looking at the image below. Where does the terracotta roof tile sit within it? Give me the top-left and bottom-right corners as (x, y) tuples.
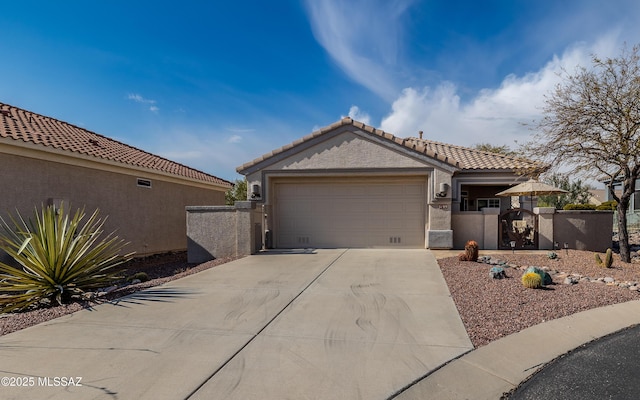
(237, 118), (543, 174)
(237, 117), (460, 172)
(404, 137), (543, 171)
(0, 102), (231, 187)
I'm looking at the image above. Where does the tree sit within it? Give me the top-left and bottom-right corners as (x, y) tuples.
(537, 173), (594, 209)
(225, 178), (248, 205)
(526, 44), (640, 262)
(472, 143), (516, 156)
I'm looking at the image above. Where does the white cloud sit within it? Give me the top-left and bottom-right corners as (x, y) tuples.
(127, 93), (159, 113)
(346, 105), (371, 125)
(380, 35), (621, 147)
(227, 135), (242, 143)
(303, 0), (414, 101)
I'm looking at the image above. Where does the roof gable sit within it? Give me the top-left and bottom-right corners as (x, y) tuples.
(237, 118), (542, 175)
(0, 103), (231, 187)
(237, 118), (461, 174)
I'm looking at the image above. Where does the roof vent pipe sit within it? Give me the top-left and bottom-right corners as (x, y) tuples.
(418, 130), (423, 139)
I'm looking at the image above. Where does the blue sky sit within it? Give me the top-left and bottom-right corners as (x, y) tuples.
(2, 0), (640, 181)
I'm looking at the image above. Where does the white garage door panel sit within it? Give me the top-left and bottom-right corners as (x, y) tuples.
(275, 179), (425, 248)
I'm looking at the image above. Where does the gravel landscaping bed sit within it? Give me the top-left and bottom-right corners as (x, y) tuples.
(0, 252), (240, 336)
(440, 249), (640, 347)
(3, 248), (640, 351)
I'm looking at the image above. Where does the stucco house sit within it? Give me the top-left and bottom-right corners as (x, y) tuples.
(237, 118), (544, 250)
(0, 102), (231, 256)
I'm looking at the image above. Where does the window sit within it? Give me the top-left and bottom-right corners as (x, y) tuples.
(634, 191), (640, 211)
(477, 198), (500, 210)
(137, 178), (152, 188)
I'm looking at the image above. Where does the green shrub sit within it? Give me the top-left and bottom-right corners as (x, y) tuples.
(596, 200), (617, 211)
(0, 203), (134, 313)
(563, 203), (597, 210)
(522, 272), (542, 289)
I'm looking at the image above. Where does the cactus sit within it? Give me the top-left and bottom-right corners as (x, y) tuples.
(522, 272), (542, 289)
(525, 266), (552, 286)
(458, 240), (479, 262)
(595, 253), (603, 266)
(595, 249), (614, 268)
(604, 248), (613, 268)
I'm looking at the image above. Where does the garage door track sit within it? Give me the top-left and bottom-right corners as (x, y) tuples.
(0, 249), (472, 399)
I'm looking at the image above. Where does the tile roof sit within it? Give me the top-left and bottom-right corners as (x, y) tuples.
(0, 102), (232, 187)
(404, 137), (544, 171)
(237, 117), (543, 173)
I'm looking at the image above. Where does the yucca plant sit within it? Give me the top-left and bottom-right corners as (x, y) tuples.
(0, 203), (133, 313)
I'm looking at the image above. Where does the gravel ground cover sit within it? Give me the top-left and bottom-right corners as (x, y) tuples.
(440, 249), (640, 347)
(3, 249), (640, 351)
(0, 252), (240, 336)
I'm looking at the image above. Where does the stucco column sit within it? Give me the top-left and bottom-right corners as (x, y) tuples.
(235, 201), (262, 256)
(482, 207), (500, 250)
(534, 207), (556, 250)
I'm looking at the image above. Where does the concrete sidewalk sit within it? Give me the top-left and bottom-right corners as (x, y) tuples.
(393, 299), (640, 400)
(0, 249), (472, 399)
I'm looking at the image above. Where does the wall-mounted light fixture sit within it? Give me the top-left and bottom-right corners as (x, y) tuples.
(251, 184), (261, 200)
(435, 182), (449, 198)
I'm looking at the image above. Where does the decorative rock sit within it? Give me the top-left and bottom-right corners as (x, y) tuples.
(130, 279), (142, 285)
(564, 277), (579, 285)
(604, 277), (615, 283)
(630, 286), (639, 291)
(489, 267), (507, 279)
(81, 292), (95, 300)
(103, 285), (118, 294)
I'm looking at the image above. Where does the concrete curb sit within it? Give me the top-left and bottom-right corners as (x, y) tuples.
(393, 299), (640, 400)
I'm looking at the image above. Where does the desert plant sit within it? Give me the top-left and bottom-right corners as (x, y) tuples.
(604, 248), (613, 268)
(594, 248), (614, 268)
(595, 252), (603, 266)
(522, 272), (542, 289)
(525, 266), (552, 286)
(547, 251), (558, 260)
(0, 203), (133, 313)
(458, 240), (479, 262)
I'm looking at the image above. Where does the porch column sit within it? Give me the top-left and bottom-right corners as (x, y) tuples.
(534, 207), (556, 250)
(482, 207), (500, 250)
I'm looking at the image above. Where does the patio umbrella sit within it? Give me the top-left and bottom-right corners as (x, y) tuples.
(495, 179), (568, 197)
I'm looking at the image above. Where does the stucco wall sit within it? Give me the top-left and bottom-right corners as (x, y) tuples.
(0, 153), (226, 256)
(554, 211), (614, 252)
(452, 209), (613, 252)
(186, 202), (263, 263)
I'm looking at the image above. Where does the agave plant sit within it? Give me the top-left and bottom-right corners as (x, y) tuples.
(0, 203), (133, 313)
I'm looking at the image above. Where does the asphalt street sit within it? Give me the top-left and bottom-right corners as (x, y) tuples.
(508, 324), (640, 400)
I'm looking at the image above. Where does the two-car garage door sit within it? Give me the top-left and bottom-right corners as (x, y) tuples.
(274, 177), (426, 248)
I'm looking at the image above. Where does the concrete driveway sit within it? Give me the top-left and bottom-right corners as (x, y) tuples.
(0, 249), (472, 400)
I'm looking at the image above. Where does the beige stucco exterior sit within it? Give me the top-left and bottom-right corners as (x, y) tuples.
(0, 145), (227, 256)
(241, 126), (458, 249)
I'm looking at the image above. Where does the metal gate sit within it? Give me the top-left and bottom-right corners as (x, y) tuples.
(499, 208), (538, 250)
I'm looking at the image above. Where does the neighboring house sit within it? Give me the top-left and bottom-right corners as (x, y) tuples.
(237, 118), (543, 249)
(0, 102), (232, 256)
